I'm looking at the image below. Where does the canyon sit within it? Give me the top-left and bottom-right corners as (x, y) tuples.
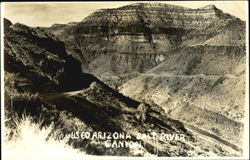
(4, 2), (246, 157)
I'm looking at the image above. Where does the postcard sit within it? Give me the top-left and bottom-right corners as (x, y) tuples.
(1, 1), (249, 159)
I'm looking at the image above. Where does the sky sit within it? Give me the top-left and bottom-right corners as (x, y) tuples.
(2, 1), (248, 27)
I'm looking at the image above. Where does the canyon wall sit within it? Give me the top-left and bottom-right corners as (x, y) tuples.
(44, 3), (245, 83)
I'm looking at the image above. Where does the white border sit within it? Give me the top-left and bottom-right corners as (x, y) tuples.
(243, 0), (249, 159)
(1, 2), (5, 160)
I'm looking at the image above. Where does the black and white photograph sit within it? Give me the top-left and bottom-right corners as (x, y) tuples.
(1, 1), (249, 159)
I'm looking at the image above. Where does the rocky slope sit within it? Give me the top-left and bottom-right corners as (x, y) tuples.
(4, 21), (100, 93)
(4, 18), (242, 157)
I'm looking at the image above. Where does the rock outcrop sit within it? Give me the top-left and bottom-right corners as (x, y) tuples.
(5, 22), (98, 92)
(4, 18), (12, 33)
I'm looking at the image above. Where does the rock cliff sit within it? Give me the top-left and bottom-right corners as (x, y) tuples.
(44, 3), (245, 87)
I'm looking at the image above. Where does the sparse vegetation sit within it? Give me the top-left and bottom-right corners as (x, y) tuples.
(4, 114), (86, 160)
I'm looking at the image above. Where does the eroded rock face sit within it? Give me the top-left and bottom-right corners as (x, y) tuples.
(73, 3), (244, 50)
(81, 3), (233, 33)
(72, 4), (242, 60)
(43, 3), (245, 88)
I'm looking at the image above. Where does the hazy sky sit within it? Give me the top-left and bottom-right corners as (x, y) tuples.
(2, 1), (248, 27)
